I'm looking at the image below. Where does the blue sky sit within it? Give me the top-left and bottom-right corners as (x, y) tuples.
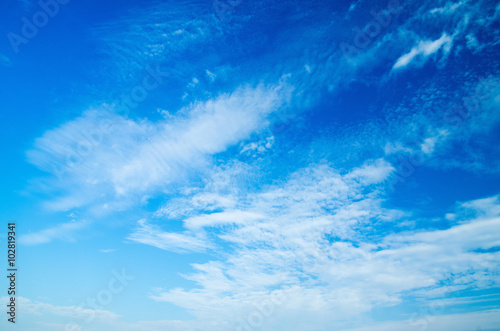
(0, 0), (500, 330)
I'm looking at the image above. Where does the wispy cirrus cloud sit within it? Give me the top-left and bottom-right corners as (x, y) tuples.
(429, 1), (465, 15)
(27, 81), (292, 212)
(124, 156), (500, 330)
(392, 33), (453, 70)
(127, 219), (213, 253)
(19, 220), (89, 245)
(342, 309), (500, 331)
(98, 248), (116, 253)
(15, 0), (500, 330)
(0, 296), (119, 320)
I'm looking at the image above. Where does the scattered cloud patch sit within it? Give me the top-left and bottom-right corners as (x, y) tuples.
(19, 221), (89, 245)
(98, 249), (116, 253)
(127, 219), (213, 253)
(0, 296), (119, 320)
(393, 33), (453, 70)
(27, 82), (293, 212)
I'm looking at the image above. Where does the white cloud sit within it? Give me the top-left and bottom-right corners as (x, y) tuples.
(27, 82), (292, 212)
(240, 136), (275, 155)
(0, 53), (11, 67)
(125, 157), (500, 330)
(90, 2), (221, 85)
(393, 33), (453, 70)
(384, 142), (414, 155)
(0, 296), (119, 320)
(429, 1), (465, 15)
(421, 137), (437, 154)
(17, 1), (500, 330)
(423, 76), (500, 173)
(205, 70), (216, 81)
(456, 195), (500, 219)
(342, 309), (500, 331)
(184, 210), (265, 230)
(465, 33), (483, 52)
(127, 219), (213, 253)
(99, 249), (116, 253)
(420, 130), (449, 154)
(19, 221), (89, 245)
